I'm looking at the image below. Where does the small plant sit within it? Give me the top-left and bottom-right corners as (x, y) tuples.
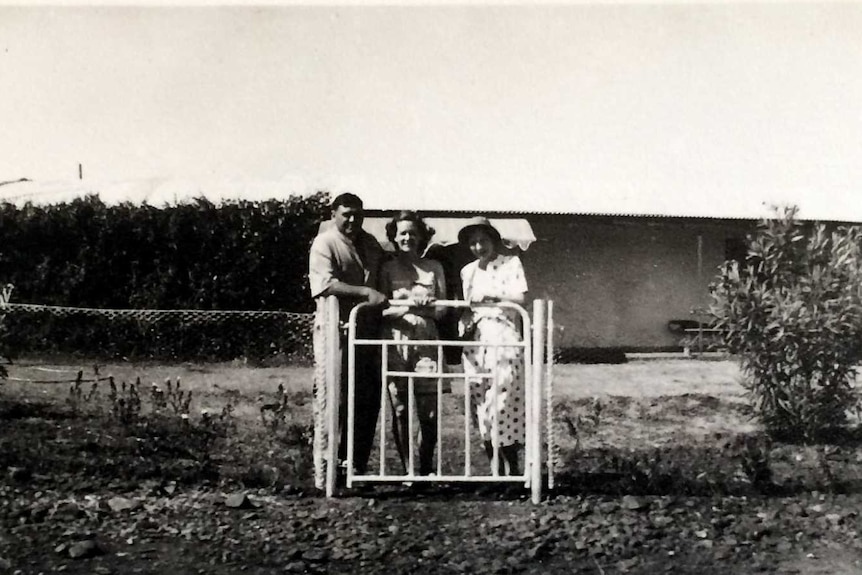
(711, 206), (862, 441)
(200, 395), (238, 435)
(165, 377), (193, 415)
(722, 433), (773, 490)
(260, 382), (289, 429)
(108, 376), (142, 425)
(558, 398), (603, 451)
(150, 381), (168, 411)
(66, 370), (99, 415)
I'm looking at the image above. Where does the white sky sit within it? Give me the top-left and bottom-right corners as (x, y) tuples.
(2, 3), (862, 218)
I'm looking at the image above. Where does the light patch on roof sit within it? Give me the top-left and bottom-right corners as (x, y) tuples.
(0, 178), (859, 223)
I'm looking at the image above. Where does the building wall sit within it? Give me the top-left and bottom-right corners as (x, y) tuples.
(521, 215), (755, 349)
(370, 209), (757, 350)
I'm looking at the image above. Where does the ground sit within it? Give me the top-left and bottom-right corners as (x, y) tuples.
(2, 357), (862, 574)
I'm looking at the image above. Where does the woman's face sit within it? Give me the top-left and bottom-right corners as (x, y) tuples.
(467, 229), (496, 262)
(394, 220), (422, 254)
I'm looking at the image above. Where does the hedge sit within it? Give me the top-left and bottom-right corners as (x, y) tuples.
(0, 192), (330, 362)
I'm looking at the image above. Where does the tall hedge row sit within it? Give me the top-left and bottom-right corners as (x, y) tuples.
(0, 192), (330, 362)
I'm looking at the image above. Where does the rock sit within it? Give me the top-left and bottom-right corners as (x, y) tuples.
(53, 502), (84, 520)
(29, 504), (51, 523)
(599, 501), (620, 513)
(7, 467), (31, 483)
(621, 496), (648, 511)
(107, 497), (142, 513)
(225, 493), (256, 509)
(280, 484), (302, 496)
(302, 548), (328, 562)
(284, 561), (306, 572)
(0, 557), (12, 570)
(68, 540), (104, 559)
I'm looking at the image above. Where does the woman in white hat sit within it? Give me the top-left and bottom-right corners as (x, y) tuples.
(458, 216), (529, 476)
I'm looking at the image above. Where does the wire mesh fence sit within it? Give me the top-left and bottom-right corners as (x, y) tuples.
(0, 301), (314, 364)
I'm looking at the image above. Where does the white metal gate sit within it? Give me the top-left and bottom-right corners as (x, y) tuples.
(319, 296), (554, 503)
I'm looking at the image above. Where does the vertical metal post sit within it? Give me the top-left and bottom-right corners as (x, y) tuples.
(531, 300), (545, 504)
(346, 309), (357, 488)
(379, 344), (389, 477)
(522, 306), (533, 489)
(491, 366), (499, 477)
(437, 345), (444, 477)
(546, 300), (555, 491)
(464, 356), (472, 477)
(324, 296), (340, 498)
(408, 376), (415, 476)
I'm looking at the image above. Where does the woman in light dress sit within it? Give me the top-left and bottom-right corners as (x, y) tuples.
(458, 217), (529, 476)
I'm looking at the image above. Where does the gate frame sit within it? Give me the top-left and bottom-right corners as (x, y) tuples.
(321, 296), (554, 503)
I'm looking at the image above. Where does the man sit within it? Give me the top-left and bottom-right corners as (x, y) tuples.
(309, 192), (387, 488)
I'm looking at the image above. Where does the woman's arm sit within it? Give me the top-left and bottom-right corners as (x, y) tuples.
(480, 255), (528, 305)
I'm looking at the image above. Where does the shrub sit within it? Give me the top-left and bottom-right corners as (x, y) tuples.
(710, 206), (862, 441)
(0, 192), (329, 361)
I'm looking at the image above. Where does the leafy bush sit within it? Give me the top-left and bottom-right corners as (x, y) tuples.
(0, 192), (329, 361)
(710, 206), (862, 440)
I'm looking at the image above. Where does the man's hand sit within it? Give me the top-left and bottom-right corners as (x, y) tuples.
(364, 287), (388, 307)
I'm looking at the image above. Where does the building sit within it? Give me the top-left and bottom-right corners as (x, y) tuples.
(362, 211), (755, 352)
(2, 177), (857, 352)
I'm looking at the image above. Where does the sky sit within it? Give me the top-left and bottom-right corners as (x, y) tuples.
(2, 3), (862, 219)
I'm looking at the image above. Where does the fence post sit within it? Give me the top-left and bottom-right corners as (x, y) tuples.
(325, 296), (340, 498)
(530, 299), (545, 504)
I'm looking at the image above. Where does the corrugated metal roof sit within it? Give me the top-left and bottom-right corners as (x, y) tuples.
(0, 178), (858, 223)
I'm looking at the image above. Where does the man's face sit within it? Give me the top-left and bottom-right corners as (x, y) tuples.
(332, 204), (363, 239)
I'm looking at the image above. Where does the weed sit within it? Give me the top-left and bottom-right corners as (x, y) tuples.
(66, 371), (100, 416)
(165, 377), (193, 415)
(558, 397), (603, 451)
(722, 432), (773, 490)
(259, 382), (289, 429)
(108, 376), (142, 425)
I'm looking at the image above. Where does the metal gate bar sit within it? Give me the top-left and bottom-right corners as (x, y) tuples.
(335, 299), (549, 502)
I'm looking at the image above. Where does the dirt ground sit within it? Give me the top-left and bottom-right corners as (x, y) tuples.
(3, 357), (862, 574)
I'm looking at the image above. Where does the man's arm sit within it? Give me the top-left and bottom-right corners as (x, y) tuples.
(320, 281), (387, 306)
(309, 232), (388, 306)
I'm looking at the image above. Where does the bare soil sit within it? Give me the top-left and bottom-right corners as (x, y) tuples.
(2, 357), (862, 574)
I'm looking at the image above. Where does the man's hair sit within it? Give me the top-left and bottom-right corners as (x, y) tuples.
(331, 192), (363, 212)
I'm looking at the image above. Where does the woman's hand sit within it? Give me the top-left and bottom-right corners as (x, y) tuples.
(392, 288), (412, 300)
(413, 293), (435, 307)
